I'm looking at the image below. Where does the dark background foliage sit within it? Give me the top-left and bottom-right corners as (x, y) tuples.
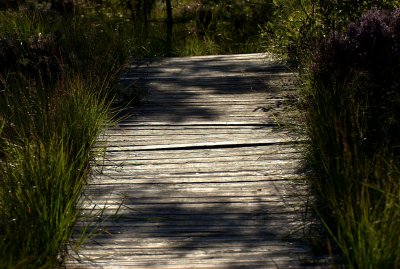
(312, 8), (400, 155)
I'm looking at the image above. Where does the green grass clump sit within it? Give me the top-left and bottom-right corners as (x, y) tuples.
(0, 2), (271, 266)
(0, 5), (134, 268)
(0, 76), (112, 269)
(301, 8), (400, 268)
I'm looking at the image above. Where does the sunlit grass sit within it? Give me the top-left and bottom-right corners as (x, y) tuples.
(0, 76), (113, 269)
(0, 7), (132, 268)
(0, 1), (276, 267)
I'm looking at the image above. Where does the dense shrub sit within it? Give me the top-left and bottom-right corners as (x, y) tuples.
(0, 33), (62, 84)
(168, 0), (274, 55)
(197, 0), (273, 39)
(304, 8), (400, 268)
(312, 8), (400, 157)
(264, 0), (400, 64)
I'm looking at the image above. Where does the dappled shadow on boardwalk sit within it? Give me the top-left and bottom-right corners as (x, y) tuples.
(72, 144), (313, 268)
(117, 54), (295, 124)
(74, 174), (310, 268)
(69, 54), (312, 269)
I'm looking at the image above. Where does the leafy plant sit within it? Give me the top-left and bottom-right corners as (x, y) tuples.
(264, 0), (400, 64)
(302, 8), (400, 268)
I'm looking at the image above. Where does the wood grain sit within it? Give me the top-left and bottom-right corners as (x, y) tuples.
(67, 53), (315, 269)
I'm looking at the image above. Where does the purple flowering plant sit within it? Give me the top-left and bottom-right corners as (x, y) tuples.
(304, 9), (400, 268)
(310, 8), (400, 153)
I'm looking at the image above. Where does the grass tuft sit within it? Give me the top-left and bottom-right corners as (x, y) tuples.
(0, 6), (133, 268)
(300, 8), (400, 268)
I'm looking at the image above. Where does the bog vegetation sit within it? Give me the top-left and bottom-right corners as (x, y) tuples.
(0, 1), (400, 268)
(0, 3), (133, 268)
(301, 7), (400, 269)
(270, 1), (400, 268)
(0, 1), (274, 268)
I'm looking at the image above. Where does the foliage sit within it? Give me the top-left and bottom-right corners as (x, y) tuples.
(262, 0), (311, 62)
(90, 0), (272, 56)
(312, 8), (400, 153)
(264, 0), (400, 64)
(0, 6), (134, 268)
(302, 8), (400, 268)
(195, 0), (273, 42)
(0, 78), (110, 269)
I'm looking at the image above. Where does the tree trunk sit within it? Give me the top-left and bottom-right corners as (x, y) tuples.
(165, 0), (173, 56)
(165, 0), (173, 29)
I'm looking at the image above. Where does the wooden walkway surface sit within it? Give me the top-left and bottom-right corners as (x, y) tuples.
(68, 53), (313, 269)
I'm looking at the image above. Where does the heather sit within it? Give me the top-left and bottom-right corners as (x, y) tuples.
(2, 1), (400, 268)
(264, 0), (400, 64)
(264, 2), (400, 266)
(302, 8), (400, 268)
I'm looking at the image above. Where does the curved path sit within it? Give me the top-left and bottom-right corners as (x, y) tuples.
(68, 53), (313, 269)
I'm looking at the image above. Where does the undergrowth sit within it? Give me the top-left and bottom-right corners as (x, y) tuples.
(301, 8), (400, 268)
(0, 1), (276, 267)
(0, 5), (134, 268)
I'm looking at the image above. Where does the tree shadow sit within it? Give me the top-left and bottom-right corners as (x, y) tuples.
(72, 146), (313, 268)
(117, 55), (295, 124)
(69, 55), (314, 268)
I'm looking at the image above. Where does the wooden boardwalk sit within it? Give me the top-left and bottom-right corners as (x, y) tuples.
(68, 53), (313, 268)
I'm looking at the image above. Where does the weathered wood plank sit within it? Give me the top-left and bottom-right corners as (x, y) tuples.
(99, 133), (293, 143)
(98, 155), (301, 166)
(67, 54), (313, 269)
